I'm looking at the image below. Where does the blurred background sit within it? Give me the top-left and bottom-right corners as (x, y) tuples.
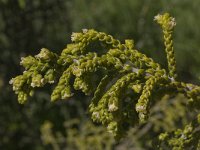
(0, 0), (200, 149)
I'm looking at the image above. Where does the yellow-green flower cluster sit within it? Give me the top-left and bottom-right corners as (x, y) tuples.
(10, 48), (58, 104)
(10, 13), (200, 141)
(89, 72), (143, 138)
(159, 114), (200, 150)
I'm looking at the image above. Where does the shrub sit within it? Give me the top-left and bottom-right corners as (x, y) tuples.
(10, 13), (200, 149)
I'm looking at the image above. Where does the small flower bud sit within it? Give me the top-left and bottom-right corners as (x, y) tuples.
(31, 74), (43, 87)
(35, 48), (53, 62)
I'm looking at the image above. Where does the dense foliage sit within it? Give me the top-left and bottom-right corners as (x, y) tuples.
(1, 0), (200, 149)
(10, 12), (200, 149)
